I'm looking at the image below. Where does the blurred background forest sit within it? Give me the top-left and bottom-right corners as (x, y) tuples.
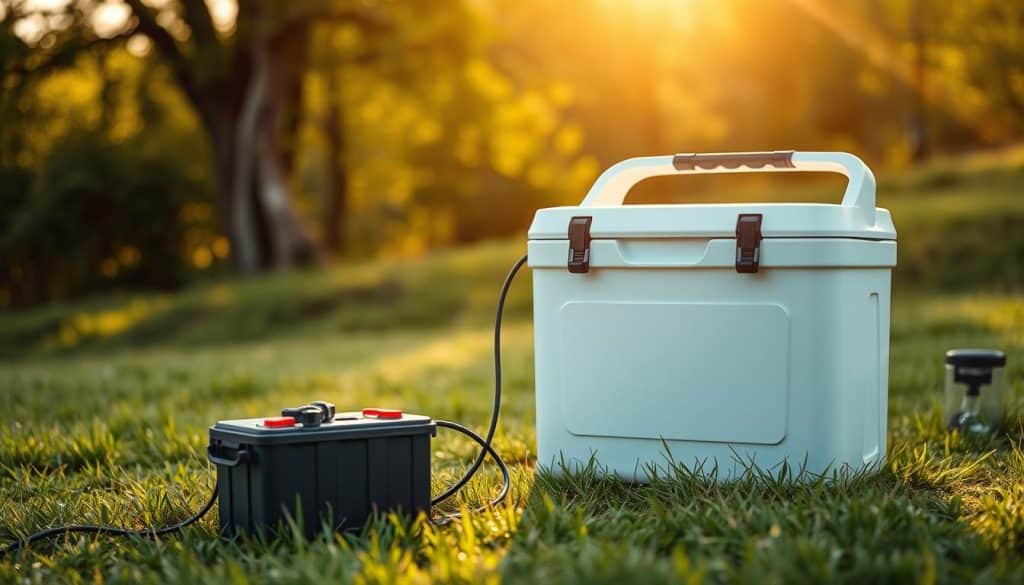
(2, 0), (1023, 308)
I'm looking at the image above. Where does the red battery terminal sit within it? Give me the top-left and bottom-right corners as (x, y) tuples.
(362, 408), (403, 420)
(263, 416), (296, 428)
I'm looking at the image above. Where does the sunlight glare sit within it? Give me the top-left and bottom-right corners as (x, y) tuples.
(23, 0), (68, 10)
(208, 0), (238, 34)
(597, 0), (700, 23)
(92, 2), (131, 39)
(126, 34), (152, 57)
(13, 13), (47, 44)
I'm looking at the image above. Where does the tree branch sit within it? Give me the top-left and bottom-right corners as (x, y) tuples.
(181, 0), (220, 48)
(123, 0), (202, 109)
(5, 29), (136, 84)
(227, 0), (257, 79)
(270, 9), (392, 44)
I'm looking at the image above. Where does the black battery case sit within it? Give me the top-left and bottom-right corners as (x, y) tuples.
(208, 412), (435, 537)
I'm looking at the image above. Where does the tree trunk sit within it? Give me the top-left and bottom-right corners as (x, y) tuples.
(229, 56), (264, 272)
(322, 70), (349, 253)
(121, 0), (320, 274)
(205, 32), (318, 273)
(908, 0), (929, 162)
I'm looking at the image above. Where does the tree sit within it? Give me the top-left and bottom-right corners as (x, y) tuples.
(4, 0), (396, 273)
(942, 0), (1024, 141)
(321, 66), (349, 254)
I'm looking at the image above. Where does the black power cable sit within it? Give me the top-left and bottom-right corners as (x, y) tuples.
(0, 482), (217, 559)
(0, 253), (528, 556)
(431, 253), (526, 508)
(430, 420), (510, 525)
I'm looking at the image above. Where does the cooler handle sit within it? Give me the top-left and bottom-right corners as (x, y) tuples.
(579, 151), (876, 223)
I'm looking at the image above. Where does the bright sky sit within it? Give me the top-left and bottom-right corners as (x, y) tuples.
(9, 0), (238, 45)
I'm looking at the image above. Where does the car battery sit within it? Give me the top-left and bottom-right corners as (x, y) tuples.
(207, 402), (435, 537)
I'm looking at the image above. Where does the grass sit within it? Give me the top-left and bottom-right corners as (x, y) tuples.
(2, 154), (1024, 583)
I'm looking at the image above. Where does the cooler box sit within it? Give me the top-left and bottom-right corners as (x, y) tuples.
(527, 151), (897, 480)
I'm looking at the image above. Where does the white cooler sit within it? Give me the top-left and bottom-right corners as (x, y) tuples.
(527, 151), (897, 480)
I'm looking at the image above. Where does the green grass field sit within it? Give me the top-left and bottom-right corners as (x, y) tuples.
(2, 154), (1024, 583)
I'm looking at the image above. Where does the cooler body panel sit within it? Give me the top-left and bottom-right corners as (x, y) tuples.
(530, 238), (893, 480)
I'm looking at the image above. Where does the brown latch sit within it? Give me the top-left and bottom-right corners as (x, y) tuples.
(735, 214), (763, 273)
(673, 151), (795, 171)
(567, 216), (592, 273)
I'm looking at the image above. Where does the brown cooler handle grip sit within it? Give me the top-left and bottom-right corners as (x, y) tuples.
(671, 151), (795, 171)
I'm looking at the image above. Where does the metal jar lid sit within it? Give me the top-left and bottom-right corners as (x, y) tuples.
(945, 349), (1007, 368)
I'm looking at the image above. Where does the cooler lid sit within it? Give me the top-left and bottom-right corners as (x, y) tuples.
(528, 151), (896, 241)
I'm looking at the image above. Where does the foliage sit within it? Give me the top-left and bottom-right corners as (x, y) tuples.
(3, 0), (1024, 306)
(0, 129), (218, 307)
(0, 37), (220, 308)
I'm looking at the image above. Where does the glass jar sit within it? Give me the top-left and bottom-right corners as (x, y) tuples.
(944, 349), (1007, 434)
